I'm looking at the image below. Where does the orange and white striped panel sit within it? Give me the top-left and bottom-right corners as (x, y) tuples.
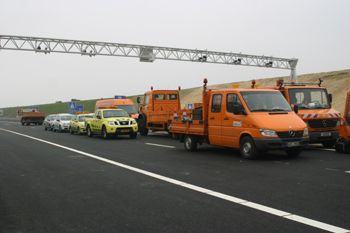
(301, 114), (319, 119)
(328, 113), (341, 118)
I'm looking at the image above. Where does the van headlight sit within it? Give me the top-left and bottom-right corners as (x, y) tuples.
(130, 120), (137, 125)
(259, 129), (278, 137)
(303, 128), (309, 136)
(108, 121), (116, 125)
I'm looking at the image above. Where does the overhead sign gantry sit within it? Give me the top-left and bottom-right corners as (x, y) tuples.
(0, 35), (299, 82)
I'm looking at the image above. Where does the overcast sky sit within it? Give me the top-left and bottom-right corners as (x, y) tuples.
(0, 0), (349, 108)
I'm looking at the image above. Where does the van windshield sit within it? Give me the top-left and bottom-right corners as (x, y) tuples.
(241, 91), (292, 112)
(288, 88), (330, 109)
(114, 105), (137, 114)
(61, 115), (73, 121)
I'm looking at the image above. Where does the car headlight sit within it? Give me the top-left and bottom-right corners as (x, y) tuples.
(80, 125), (85, 129)
(63, 123), (68, 126)
(108, 121), (116, 125)
(259, 129), (278, 137)
(130, 120), (137, 125)
(303, 127), (309, 136)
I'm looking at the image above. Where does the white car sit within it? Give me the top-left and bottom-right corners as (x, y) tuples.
(53, 113), (73, 132)
(43, 114), (56, 131)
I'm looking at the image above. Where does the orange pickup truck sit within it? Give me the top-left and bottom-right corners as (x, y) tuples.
(169, 79), (309, 159)
(335, 91), (350, 153)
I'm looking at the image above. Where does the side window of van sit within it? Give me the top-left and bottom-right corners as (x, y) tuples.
(211, 94), (222, 113)
(226, 93), (242, 113)
(167, 94), (177, 100)
(144, 95), (150, 104)
(155, 94), (165, 100)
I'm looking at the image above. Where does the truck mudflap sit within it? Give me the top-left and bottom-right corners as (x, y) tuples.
(253, 136), (309, 151)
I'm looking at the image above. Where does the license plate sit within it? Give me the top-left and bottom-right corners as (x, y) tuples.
(121, 129), (130, 132)
(286, 141), (300, 147)
(320, 132), (331, 137)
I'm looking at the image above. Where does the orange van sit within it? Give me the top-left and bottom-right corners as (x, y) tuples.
(170, 79), (309, 159)
(95, 97), (139, 119)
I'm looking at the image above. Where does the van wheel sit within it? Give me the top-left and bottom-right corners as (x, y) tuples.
(69, 127), (74, 134)
(130, 132), (137, 139)
(44, 125), (47, 130)
(240, 136), (259, 159)
(77, 127), (81, 135)
(53, 126), (56, 132)
(184, 135), (197, 151)
(139, 118), (149, 136)
(87, 126), (93, 137)
(59, 126), (63, 132)
(285, 148), (302, 157)
(102, 126), (110, 139)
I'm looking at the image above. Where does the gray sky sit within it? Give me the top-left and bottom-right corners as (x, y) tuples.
(0, 0), (349, 108)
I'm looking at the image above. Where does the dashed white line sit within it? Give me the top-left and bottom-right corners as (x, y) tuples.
(0, 127), (349, 233)
(145, 143), (175, 148)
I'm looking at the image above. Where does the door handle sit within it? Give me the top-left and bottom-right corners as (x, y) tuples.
(210, 117), (215, 120)
(224, 118), (229, 120)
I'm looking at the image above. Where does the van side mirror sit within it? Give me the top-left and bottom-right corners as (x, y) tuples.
(294, 105), (299, 114)
(97, 115), (101, 119)
(137, 96), (141, 104)
(328, 93), (332, 103)
(233, 105), (247, 115)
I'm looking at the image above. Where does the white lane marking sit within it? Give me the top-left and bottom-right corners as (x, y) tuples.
(325, 168), (339, 172)
(145, 143), (175, 148)
(0, 127), (349, 233)
(345, 171), (350, 174)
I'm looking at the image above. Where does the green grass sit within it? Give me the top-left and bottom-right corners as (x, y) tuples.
(1, 95), (143, 118)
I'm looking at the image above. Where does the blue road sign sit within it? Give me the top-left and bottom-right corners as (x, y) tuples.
(114, 95), (125, 99)
(29, 106), (39, 112)
(75, 105), (84, 112)
(186, 104), (193, 109)
(69, 102), (76, 109)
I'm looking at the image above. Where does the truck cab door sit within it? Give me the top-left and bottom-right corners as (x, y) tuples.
(208, 93), (223, 146)
(223, 93), (246, 148)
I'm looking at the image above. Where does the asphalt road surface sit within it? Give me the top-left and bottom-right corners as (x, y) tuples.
(0, 121), (349, 233)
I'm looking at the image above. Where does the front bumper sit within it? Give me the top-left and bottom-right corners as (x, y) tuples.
(106, 125), (138, 135)
(253, 136), (309, 151)
(308, 130), (339, 143)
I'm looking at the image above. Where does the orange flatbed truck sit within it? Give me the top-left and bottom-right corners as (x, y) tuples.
(335, 91), (350, 153)
(169, 79), (309, 159)
(259, 79), (341, 148)
(136, 86), (191, 135)
(19, 108), (45, 125)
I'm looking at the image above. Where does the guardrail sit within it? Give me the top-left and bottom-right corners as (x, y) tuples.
(0, 118), (20, 122)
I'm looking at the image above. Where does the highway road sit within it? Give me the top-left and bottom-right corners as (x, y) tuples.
(0, 121), (349, 233)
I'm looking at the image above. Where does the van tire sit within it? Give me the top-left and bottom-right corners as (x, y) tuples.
(77, 127), (81, 135)
(139, 118), (148, 136)
(102, 126), (110, 139)
(285, 148), (302, 157)
(87, 126), (93, 137)
(69, 127), (74, 134)
(184, 135), (197, 151)
(240, 136), (259, 160)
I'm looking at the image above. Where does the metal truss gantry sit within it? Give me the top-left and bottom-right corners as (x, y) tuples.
(0, 35), (299, 82)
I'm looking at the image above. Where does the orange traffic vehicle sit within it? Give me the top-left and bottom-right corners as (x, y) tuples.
(95, 97), (139, 119)
(19, 108), (45, 126)
(259, 79), (341, 148)
(136, 86), (190, 135)
(335, 91), (350, 153)
(169, 79), (309, 159)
